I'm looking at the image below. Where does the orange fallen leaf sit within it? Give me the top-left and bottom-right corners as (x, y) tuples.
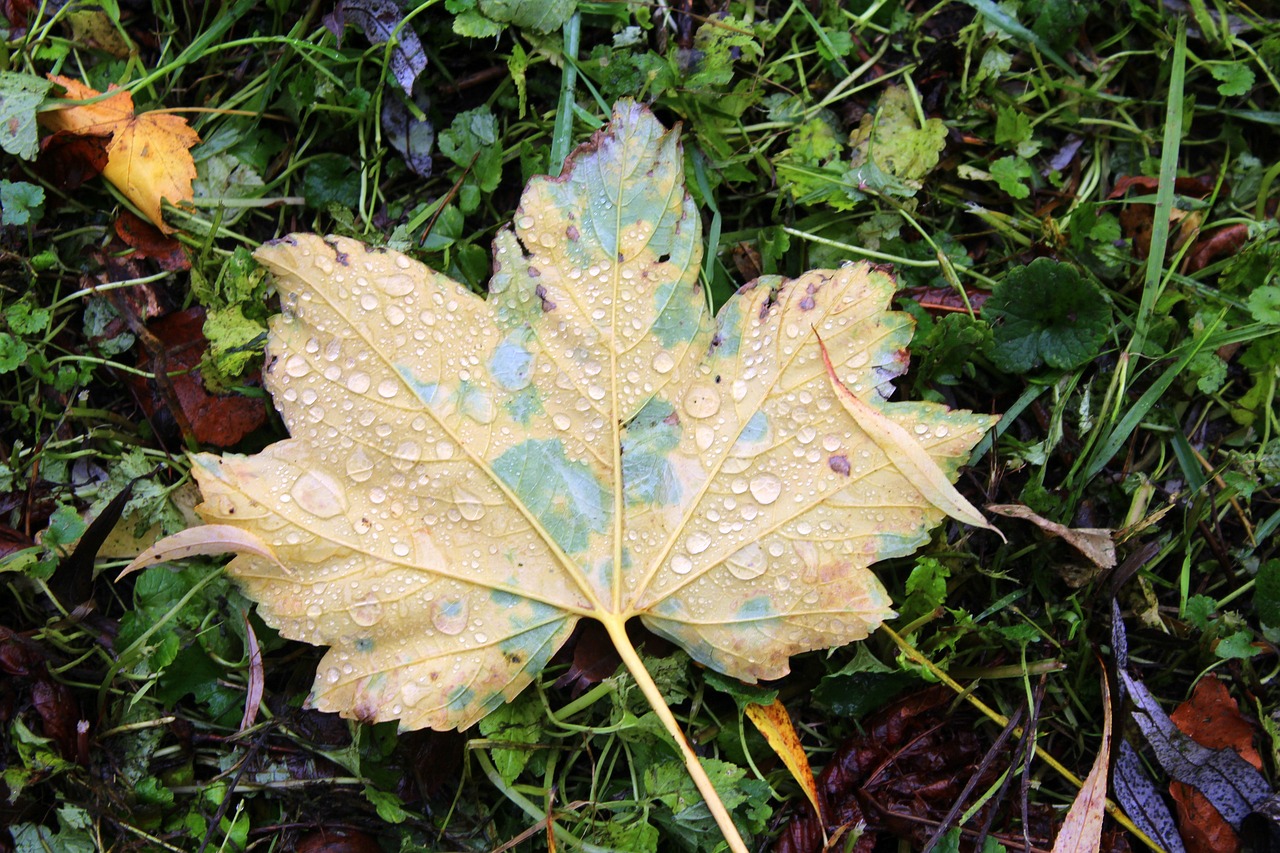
(40, 75), (199, 233)
(745, 699), (825, 828)
(1169, 676), (1262, 853)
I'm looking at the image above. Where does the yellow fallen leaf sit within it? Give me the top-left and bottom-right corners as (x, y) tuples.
(40, 75), (199, 233)
(819, 335), (1003, 540)
(745, 699), (825, 828)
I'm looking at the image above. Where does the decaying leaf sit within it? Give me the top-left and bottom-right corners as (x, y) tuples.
(1052, 672), (1112, 852)
(1169, 676), (1264, 853)
(39, 76), (199, 233)
(127, 101), (997, 848)
(745, 699), (824, 825)
(986, 503), (1115, 568)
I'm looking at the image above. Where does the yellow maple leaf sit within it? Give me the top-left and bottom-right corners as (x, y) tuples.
(41, 75), (199, 233)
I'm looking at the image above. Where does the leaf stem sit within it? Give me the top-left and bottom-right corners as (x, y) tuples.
(600, 617), (750, 853)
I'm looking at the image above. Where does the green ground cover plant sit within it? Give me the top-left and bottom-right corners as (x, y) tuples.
(1, 1), (1278, 851)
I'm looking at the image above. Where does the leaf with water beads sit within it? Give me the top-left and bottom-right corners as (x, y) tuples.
(130, 100), (998, 851)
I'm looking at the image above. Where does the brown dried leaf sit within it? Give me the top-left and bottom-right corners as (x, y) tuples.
(1052, 673), (1112, 852)
(986, 504), (1116, 568)
(1169, 676), (1262, 853)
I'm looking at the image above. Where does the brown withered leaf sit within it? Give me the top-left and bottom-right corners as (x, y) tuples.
(36, 130), (110, 191)
(1169, 676), (1263, 853)
(114, 210), (191, 271)
(1185, 224), (1250, 273)
(986, 504), (1116, 569)
(773, 687), (1030, 852)
(126, 307), (267, 447)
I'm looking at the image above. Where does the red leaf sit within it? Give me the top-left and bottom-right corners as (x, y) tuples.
(0, 526), (34, 561)
(1107, 175), (1217, 199)
(773, 687), (1028, 853)
(31, 679), (79, 760)
(1168, 676), (1262, 853)
(0, 626), (45, 677)
(899, 285), (989, 315)
(1185, 224), (1250, 273)
(35, 130), (110, 191)
(114, 211), (191, 272)
(127, 308), (267, 447)
(294, 829), (383, 853)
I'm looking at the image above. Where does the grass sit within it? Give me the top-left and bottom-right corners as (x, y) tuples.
(2, 0), (1279, 850)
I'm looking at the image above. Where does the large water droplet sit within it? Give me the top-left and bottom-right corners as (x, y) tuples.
(431, 598), (468, 635)
(726, 542), (767, 580)
(652, 352), (675, 374)
(291, 470), (348, 518)
(683, 383), (721, 419)
(671, 555), (693, 575)
(749, 474), (782, 505)
(377, 379), (399, 399)
(379, 273), (415, 297)
(351, 596), (383, 627)
(454, 488), (485, 521)
(346, 372), (371, 394)
(686, 531), (712, 555)
(435, 440), (455, 460)
(552, 413), (572, 431)
(695, 425), (715, 451)
(283, 354), (311, 378)
(346, 448), (374, 483)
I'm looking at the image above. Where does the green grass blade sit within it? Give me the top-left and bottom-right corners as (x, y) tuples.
(1130, 20), (1187, 357)
(550, 12), (581, 174)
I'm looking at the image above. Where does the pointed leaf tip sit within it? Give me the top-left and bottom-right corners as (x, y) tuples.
(816, 332), (1004, 541)
(117, 524), (288, 580)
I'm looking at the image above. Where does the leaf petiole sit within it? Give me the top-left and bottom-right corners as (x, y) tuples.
(600, 616), (751, 853)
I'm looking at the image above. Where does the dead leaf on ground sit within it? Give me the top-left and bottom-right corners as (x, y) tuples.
(773, 687), (1037, 852)
(1053, 672), (1112, 852)
(987, 503), (1116, 569)
(745, 699), (824, 825)
(114, 210), (191, 271)
(899, 285), (989, 315)
(1185, 224), (1250, 273)
(35, 130), (110, 191)
(125, 307), (266, 447)
(1169, 676), (1263, 853)
(39, 75), (199, 233)
(1108, 174), (1216, 259)
(125, 102), (999, 848)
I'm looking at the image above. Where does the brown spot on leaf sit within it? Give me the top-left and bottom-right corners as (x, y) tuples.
(535, 284), (556, 312)
(828, 455), (850, 476)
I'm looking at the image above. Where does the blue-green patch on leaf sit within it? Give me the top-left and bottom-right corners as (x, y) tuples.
(622, 399), (682, 507)
(493, 439), (612, 553)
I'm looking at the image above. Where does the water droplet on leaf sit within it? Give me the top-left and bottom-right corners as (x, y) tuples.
(749, 474), (782, 505)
